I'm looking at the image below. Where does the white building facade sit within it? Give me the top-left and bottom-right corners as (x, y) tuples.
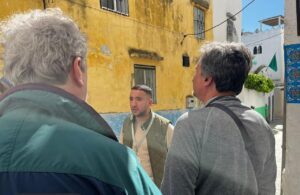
(242, 28), (284, 83)
(242, 16), (284, 84)
(212, 0), (242, 42)
(240, 16), (284, 121)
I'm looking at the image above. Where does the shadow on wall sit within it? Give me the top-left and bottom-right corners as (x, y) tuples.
(101, 109), (188, 139)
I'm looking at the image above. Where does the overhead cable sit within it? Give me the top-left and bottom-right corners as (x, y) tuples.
(245, 32), (283, 46)
(180, 0), (256, 44)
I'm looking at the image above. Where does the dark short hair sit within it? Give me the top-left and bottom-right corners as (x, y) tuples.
(131, 85), (152, 97)
(199, 42), (252, 95)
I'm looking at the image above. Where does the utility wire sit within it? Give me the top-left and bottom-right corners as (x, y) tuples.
(181, 0), (256, 45)
(245, 32), (283, 46)
(55, 0), (256, 45)
(58, 0), (184, 36)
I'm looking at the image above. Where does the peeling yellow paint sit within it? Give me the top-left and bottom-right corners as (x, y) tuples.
(0, 0), (213, 113)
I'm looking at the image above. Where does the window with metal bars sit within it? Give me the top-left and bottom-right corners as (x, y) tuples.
(100, 0), (129, 15)
(134, 65), (157, 103)
(194, 7), (205, 39)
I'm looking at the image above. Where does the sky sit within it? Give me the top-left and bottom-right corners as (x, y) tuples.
(242, 0), (284, 32)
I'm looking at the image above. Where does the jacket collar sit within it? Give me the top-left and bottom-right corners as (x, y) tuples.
(205, 95), (240, 107)
(0, 83), (117, 141)
(129, 111), (155, 131)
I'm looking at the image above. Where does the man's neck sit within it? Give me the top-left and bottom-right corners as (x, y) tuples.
(135, 111), (151, 124)
(57, 81), (85, 101)
(202, 91), (236, 104)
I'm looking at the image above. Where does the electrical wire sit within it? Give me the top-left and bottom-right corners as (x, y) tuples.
(181, 0), (256, 44)
(57, 0), (184, 36)
(54, 0), (256, 44)
(245, 31), (283, 46)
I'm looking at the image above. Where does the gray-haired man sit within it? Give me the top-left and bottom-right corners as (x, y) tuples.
(0, 8), (160, 194)
(162, 42), (276, 195)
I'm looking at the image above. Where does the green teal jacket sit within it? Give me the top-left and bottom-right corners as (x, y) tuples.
(0, 84), (161, 195)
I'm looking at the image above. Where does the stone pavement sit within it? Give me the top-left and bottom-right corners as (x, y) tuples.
(270, 118), (283, 195)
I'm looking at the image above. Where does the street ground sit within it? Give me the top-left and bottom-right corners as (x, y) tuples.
(270, 118), (283, 195)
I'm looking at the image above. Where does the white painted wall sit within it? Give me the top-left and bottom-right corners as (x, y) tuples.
(212, 0), (242, 42)
(282, 0), (300, 194)
(241, 26), (284, 122)
(242, 28), (285, 84)
(238, 87), (267, 109)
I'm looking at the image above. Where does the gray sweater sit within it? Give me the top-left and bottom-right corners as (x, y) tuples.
(161, 96), (276, 195)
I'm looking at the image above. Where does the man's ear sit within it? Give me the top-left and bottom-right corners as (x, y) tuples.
(71, 57), (84, 87)
(203, 76), (213, 86)
(149, 97), (153, 106)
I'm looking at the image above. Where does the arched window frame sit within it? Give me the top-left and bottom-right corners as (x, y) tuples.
(253, 46), (257, 55)
(258, 45), (262, 54)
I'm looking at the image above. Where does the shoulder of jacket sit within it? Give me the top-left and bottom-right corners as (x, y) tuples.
(185, 106), (232, 125)
(153, 113), (170, 124)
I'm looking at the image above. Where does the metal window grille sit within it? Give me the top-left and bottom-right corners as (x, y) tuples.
(134, 65), (157, 103)
(100, 0), (128, 15)
(194, 7), (205, 39)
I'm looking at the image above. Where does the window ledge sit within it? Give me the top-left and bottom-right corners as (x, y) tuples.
(101, 7), (129, 16)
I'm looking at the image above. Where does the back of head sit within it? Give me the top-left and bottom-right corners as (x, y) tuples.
(0, 8), (87, 86)
(131, 84), (153, 97)
(199, 42), (252, 95)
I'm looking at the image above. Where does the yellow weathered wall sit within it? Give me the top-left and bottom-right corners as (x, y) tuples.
(0, 0), (43, 77)
(0, 0), (213, 113)
(48, 0), (213, 113)
(0, 0), (43, 19)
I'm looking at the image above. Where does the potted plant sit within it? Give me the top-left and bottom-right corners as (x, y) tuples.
(244, 73), (275, 93)
(238, 73), (275, 119)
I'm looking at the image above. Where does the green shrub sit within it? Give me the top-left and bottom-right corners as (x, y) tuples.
(244, 73), (275, 93)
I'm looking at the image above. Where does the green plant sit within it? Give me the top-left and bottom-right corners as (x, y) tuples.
(244, 73), (275, 93)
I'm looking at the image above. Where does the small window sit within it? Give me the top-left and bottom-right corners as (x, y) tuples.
(194, 7), (205, 39)
(253, 46), (257, 55)
(100, 0), (129, 15)
(258, 45), (262, 54)
(182, 55), (190, 67)
(134, 65), (157, 103)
